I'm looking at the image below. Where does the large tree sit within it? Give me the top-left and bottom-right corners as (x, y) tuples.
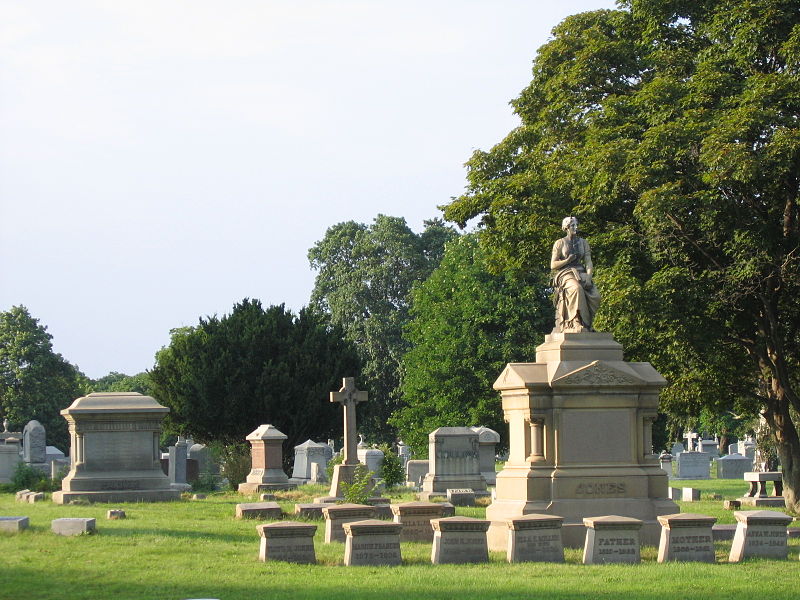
(308, 215), (456, 442)
(0, 306), (84, 451)
(149, 299), (360, 463)
(443, 2), (800, 510)
(391, 234), (551, 454)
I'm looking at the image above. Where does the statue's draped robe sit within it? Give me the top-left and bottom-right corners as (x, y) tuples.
(551, 236), (600, 332)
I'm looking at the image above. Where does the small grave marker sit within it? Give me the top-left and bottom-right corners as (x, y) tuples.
(0, 516), (29, 533)
(729, 510), (792, 562)
(506, 514), (564, 563)
(582, 515), (642, 564)
(52, 518), (96, 536)
(235, 502), (282, 520)
(343, 519), (402, 566)
(256, 521), (317, 564)
(657, 513), (716, 563)
(431, 516), (490, 564)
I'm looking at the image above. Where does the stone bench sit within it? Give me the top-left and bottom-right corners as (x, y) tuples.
(740, 472), (785, 507)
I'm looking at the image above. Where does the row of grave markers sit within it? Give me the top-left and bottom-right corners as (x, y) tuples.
(253, 508), (796, 566)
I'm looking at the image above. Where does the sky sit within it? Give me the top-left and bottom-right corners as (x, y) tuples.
(0, 0), (618, 379)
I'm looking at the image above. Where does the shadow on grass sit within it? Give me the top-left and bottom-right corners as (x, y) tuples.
(98, 526), (252, 543)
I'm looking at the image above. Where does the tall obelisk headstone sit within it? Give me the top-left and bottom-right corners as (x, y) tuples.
(327, 378), (368, 499)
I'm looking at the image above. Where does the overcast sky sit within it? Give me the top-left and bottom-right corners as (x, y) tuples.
(1, 0), (618, 379)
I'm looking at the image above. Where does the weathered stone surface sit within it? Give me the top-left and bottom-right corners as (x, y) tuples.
(259, 493), (276, 501)
(582, 515), (642, 565)
(506, 514), (564, 563)
(431, 516), (490, 564)
(52, 393), (180, 504)
(729, 510), (791, 562)
(192, 494), (206, 500)
(486, 333), (677, 550)
(294, 503), (325, 519)
(420, 428), (487, 501)
(257, 521), (317, 564)
(676, 452), (711, 479)
(667, 487), (681, 501)
(15, 489), (30, 502)
(446, 488), (476, 507)
(371, 504), (393, 520)
(0, 516), (29, 533)
(391, 501), (446, 543)
(657, 513), (717, 563)
(236, 502), (282, 520)
(405, 459), (429, 487)
(237, 425), (291, 494)
(52, 518), (96, 536)
(343, 519), (402, 566)
(26, 492), (44, 503)
(322, 503), (374, 543)
(106, 509), (126, 520)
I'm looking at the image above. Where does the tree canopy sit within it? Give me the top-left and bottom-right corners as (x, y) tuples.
(391, 234), (551, 454)
(443, 1), (800, 509)
(0, 306), (84, 451)
(308, 215), (456, 442)
(149, 299), (360, 461)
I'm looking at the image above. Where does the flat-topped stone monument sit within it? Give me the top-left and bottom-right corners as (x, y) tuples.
(420, 427), (488, 501)
(237, 424), (292, 493)
(256, 521), (317, 564)
(657, 513), (716, 563)
(729, 510), (792, 561)
(485, 332), (678, 549)
(391, 501), (446, 543)
(343, 519), (402, 566)
(431, 516), (490, 564)
(676, 451), (711, 479)
(0, 443), (21, 484)
(506, 514), (564, 563)
(715, 453), (752, 479)
(52, 393), (181, 504)
(582, 515), (642, 564)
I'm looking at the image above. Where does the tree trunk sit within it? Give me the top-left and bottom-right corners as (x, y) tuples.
(763, 395), (800, 514)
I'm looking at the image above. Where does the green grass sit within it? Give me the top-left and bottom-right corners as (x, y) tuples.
(1, 481), (799, 600)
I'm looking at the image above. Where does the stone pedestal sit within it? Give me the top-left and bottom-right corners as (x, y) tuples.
(322, 503), (375, 543)
(657, 513), (716, 563)
(729, 510), (792, 561)
(238, 424), (292, 494)
(431, 517), (490, 564)
(343, 519), (402, 566)
(582, 515), (642, 564)
(52, 393), (181, 504)
(485, 333), (678, 549)
(391, 501), (446, 543)
(506, 514), (564, 563)
(420, 427), (488, 501)
(257, 521), (317, 564)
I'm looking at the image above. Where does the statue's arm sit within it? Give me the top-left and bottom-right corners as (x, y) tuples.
(550, 240), (574, 270)
(584, 239), (594, 276)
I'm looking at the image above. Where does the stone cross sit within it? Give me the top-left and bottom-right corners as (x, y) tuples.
(683, 430), (698, 452)
(330, 377), (367, 466)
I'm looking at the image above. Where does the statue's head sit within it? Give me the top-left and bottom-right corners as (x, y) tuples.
(561, 216), (578, 232)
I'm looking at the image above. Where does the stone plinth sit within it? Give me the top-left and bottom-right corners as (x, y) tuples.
(322, 503), (375, 543)
(506, 514), (564, 563)
(582, 515), (642, 564)
(0, 516), (29, 533)
(657, 513), (716, 563)
(486, 333), (678, 549)
(676, 452), (711, 479)
(0, 442), (22, 484)
(729, 510), (792, 562)
(715, 454), (752, 479)
(51, 393), (180, 504)
(740, 472), (785, 507)
(471, 426), (500, 486)
(257, 521), (317, 564)
(236, 502), (282, 520)
(294, 503), (326, 519)
(405, 460), (429, 487)
(52, 518), (96, 536)
(431, 516), (490, 564)
(446, 488), (475, 506)
(238, 424), (292, 494)
(343, 519), (402, 566)
(420, 427), (488, 501)
(391, 501), (446, 543)
(290, 440), (333, 485)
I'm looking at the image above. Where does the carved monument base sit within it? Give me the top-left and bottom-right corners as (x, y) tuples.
(485, 332), (678, 549)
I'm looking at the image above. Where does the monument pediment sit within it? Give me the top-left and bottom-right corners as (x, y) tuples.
(493, 363), (548, 390)
(550, 360), (643, 386)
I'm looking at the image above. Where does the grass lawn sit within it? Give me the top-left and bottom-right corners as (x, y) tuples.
(1, 480), (799, 600)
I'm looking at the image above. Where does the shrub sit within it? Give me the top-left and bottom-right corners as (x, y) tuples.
(377, 444), (404, 488)
(340, 464), (374, 504)
(218, 443), (251, 490)
(10, 462), (61, 492)
(190, 473), (219, 493)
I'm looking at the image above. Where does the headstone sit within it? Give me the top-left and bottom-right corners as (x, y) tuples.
(486, 333), (678, 549)
(343, 519), (402, 566)
(470, 426), (500, 485)
(107, 509), (126, 519)
(667, 487), (681, 501)
(740, 471), (785, 507)
(725, 500), (742, 510)
(50, 457), (69, 480)
(715, 453), (752, 479)
(397, 441), (411, 468)
(259, 493), (276, 501)
(676, 452), (711, 479)
(657, 513), (716, 563)
(52, 393), (180, 504)
(670, 442), (685, 456)
(446, 488), (476, 507)
(683, 431), (699, 452)
(52, 518), (96, 536)
(357, 446), (384, 481)
(728, 442), (740, 455)
(290, 439), (333, 485)
(309, 463), (325, 484)
(506, 514), (564, 563)
(729, 510), (792, 562)
(22, 420), (46, 465)
(15, 489), (31, 501)
(188, 443), (215, 475)
(26, 492), (44, 503)
(235, 502), (282, 520)
(431, 516), (490, 564)
(168, 437), (191, 492)
(0, 443), (21, 484)
(322, 503), (374, 543)
(742, 437), (756, 461)
(294, 503), (325, 519)
(699, 439), (719, 456)
(0, 516), (29, 533)
(681, 488), (700, 502)
(659, 452), (673, 475)
(405, 459), (429, 487)
(390, 501), (446, 543)
(420, 427), (488, 501)
(237, 424), (291, 494)
(256, 521), (317, 564)
(582, 515), (642, 564)
(328, 378), (368, 498)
